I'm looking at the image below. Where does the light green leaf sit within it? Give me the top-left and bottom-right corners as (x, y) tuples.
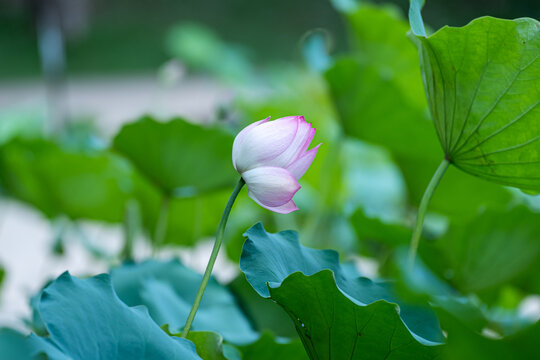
(160, 190), (231, 246)
(412, 17), (540, 191)
(113, 116), (236, 195)
(166, 23), (252, 82)
(0, 139), (155, 223)
(33, 272), (201, 359)
(240, 223), (444, 359)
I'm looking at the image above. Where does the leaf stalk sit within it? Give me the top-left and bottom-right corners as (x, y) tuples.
(408, 158), (450, 268)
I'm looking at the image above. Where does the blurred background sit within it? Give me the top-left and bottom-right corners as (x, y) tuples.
(1, 0), (540, 342)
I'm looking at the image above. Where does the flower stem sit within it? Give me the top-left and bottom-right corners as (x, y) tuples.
(408, 158), (450, 268)
(181, 177), (245, 338)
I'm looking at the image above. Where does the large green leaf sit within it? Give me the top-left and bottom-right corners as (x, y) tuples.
(240, 223), (443, 359)
(111, 260), (258, 344)
(271, 271), (441, 360)
(113, 116), (236, 195)
(33, 272), (201, 360)
(412, 16), (540, 191)
(325, 4), (512, 219)
(0, 138), (156, 223)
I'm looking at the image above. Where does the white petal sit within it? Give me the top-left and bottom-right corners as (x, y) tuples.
(265, 116), (315, 168)
(232, 117), (270, 169)
(242, 166), (300, 208)
(233, 117), (299, 173)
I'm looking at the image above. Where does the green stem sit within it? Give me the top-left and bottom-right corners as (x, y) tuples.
(122, 200), (140, 262)
(181, 177), (245, 338)
(408, 158), (450, 268)
(153, 195), (170, 253)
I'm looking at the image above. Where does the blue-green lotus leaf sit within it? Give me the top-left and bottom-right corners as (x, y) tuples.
(0, 329), (33, 360)
(111, 259), (257, 344)
(34, 272), (201, 360)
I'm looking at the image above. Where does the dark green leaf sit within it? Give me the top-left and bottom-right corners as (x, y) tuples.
(271, 271), (441, 360)
(434, 206), (540, 293)
(351, 208), (412, 248)
(412, 17), (540, 191)
(391, 248), (537, 340)
(35, 272), (201, 359)
(113, 116), (236, 195)
(228, 274), (298, 338)
(439, 310), (540, 360)
(238, 332), (308, 360)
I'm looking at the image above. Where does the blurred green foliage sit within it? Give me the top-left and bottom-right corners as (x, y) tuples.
(1, 0), (540, 359)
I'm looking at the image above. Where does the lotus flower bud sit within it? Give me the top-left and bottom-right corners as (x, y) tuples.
(232, 116), (321, 214)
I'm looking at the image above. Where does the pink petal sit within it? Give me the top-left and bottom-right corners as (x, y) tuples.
(286, 143), (321, 180)
(259, 199), (298, 214)
(242, 166), (301, 208)
(233, 117), (299, 173)
(232, 117), (270, 169)
(299, 127), (316, 154)
(266, 116), (315, 168)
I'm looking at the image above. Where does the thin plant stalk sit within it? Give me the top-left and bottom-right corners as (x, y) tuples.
(153, 195), (171, 253)
(408, 158), (450, 268)
(181, 177), (245, 338)
(122, 200), (140, 262)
